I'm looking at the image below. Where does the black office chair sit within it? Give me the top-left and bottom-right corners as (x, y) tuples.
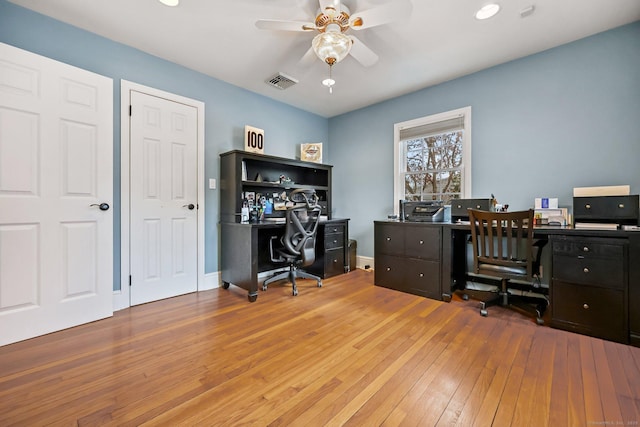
(262, 189), (323, 296)
(464, 208), (548, 324)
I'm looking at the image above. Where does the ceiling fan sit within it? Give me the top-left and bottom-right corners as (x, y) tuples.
(255, 0), (412, 69)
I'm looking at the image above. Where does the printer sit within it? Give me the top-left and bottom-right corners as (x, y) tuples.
(399, 200), (445, 222)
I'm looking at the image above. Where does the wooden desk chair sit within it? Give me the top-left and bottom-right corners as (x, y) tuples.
(262, 189), (322, 296)
(465, 208), (548, 324)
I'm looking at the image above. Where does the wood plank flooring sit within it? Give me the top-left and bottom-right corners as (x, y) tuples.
(1, 269), (639, 426)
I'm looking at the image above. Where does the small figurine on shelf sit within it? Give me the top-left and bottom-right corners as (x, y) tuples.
(279, 174), (293, 184)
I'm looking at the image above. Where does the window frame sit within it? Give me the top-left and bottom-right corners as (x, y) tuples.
(393, 106), (472, 214)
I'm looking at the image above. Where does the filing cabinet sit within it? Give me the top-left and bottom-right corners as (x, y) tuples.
(322, 222), (346, 278)
(374, 221), (442, 300)
(550, 235), (628, 343)
(306, 220), (348, 279)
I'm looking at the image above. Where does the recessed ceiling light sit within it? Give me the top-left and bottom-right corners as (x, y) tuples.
(158, 0), (179, 6)
(475, 3), (500, 20)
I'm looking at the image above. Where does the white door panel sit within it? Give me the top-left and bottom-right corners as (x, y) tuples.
(0, 42), (113, 346)
(129, 91), (198, 305)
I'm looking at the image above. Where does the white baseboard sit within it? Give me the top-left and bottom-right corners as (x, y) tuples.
(202, 271), (220, 291)
(356, 255), (374, 271)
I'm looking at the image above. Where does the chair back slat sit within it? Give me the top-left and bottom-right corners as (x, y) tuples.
(468, 208), (535, 280)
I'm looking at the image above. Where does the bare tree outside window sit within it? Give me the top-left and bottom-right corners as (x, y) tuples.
(403, 130), (463, 204)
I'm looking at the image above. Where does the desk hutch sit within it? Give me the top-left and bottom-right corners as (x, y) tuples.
(220, 150), (348, 301)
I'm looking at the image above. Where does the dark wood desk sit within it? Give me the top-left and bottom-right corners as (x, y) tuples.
(374, 220), (640, 345)
(221, 218), (349, 302)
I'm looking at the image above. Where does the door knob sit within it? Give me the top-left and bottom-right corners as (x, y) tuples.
(183, 203), (195, 210)
(90, 203), (110, 211)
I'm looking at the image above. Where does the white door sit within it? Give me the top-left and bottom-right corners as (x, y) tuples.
(0, 42), (113, 346)
(129, 91), (198, 305)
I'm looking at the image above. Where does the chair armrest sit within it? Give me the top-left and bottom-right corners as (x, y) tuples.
(268, 235), (285, 263)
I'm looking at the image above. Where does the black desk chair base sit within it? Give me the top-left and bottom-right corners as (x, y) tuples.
(262, 267), (322, 296)
(463, 281), (548, 325)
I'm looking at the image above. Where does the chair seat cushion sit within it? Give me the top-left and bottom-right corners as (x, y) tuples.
(479, 262), (527, 277)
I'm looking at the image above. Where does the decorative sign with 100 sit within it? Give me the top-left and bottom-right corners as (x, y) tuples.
(245, 125), (264, 154)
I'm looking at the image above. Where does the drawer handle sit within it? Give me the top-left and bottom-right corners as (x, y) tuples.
(386, 267), (391, 271)
(585, 204), (591, 209)
(333, 240), (338, 244)
(386, 237), (391, 241)
(333, 228), (338, 232)
(583, 303), (589, 310)
(333, 259), (338, 263)
(583, 267), (590, 273)
(419, 240), (424, 245)
(419, 273), (424, 277)
(582, 246), (589, 252)
(618, 204), (625, 209)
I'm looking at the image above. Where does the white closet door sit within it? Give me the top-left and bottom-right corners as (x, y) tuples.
(0, 42), (113, 346)
(129, 90), (198, 305)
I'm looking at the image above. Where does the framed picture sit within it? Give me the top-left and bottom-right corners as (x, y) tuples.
(301, 143), (322, 163)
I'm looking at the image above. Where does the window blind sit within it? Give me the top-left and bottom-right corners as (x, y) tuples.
(399, 115), (465, 141)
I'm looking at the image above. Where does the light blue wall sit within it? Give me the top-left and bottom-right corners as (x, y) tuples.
(329, 22), (640, 258)
(2, 0), (638, 274)
(0, 0), (329, 289)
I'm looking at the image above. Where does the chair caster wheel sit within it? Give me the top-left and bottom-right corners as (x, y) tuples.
(480, 309), (488, 317)
(536, 318), (544, 325)
(262, 284), (267, 291)
(293, 289), (298, 296)
(462, 294), (469, 301)
(317, 281), (322, 288)
(248, 294), (257, 302)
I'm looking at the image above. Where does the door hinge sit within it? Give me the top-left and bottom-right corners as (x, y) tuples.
(129, 105), (132, 116)
(129, 275), (132, 287)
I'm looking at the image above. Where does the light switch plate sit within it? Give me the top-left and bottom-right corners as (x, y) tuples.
(209, 178), (216, 189)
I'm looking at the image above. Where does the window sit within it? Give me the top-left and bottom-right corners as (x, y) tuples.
(394, 107), (471, 209)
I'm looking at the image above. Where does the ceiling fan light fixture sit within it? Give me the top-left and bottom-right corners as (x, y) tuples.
(322, 78), (336, 87)
(312, 29), (352, 65)
(475, 3), (500, 20)
(158, 0), (180, 6)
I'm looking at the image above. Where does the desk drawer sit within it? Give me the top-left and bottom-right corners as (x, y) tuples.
(324, 248), (345, 278)
(374, 254), (404, 289)
(552, 237), (625, 259)
(325, 232), (344, 250)
(552, 254), (624, 289)
(375, 224), (405, 256)
(325, 224), (345, 235)
(551, 280), (626, 342)
(573, 195), (639, 222)
(405, 258), (441, 299)
(405, 226), (441, 261)
(374, 254), (440, 299)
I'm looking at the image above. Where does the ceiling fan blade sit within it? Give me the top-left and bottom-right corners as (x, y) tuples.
(349, 0), (412, 30)
(255, 19), (316, 32)
(298, 46), (319, 68)
(348, 35), (379, 67)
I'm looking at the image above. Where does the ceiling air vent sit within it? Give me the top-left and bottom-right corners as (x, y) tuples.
(265, 72), (298, 90)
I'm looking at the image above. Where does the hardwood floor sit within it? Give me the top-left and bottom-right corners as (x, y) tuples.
(1, 269), (639, 426)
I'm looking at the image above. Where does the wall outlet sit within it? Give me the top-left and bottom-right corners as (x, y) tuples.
(209, 178), (216, 189)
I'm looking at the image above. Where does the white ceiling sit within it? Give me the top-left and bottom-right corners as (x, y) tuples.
(8, 0), (640, 118)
